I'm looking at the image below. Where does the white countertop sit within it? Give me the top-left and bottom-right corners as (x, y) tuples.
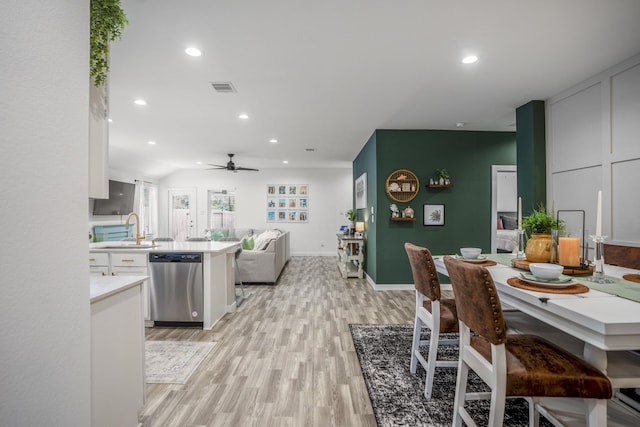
(90, 275), (148, 304)
(89, 240), (240, 253)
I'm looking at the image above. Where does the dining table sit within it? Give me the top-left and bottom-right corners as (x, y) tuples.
(433, 253), (640, 423)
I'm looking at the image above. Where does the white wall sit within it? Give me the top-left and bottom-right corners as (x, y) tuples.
(158, 168), (353, 255)
(547, 53), (640, 246)
(0, 2), (91, 425)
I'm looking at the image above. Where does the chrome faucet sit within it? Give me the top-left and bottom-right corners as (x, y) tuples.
(125, 212), (144, 245)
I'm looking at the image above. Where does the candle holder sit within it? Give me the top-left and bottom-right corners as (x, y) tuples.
(586, 235), (615, 284)
(516, 229), (526, 259)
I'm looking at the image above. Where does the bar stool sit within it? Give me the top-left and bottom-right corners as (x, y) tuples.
(234, 247), (246, 306)
(443, 255), (612, 427)
(404, 243), (459, 399)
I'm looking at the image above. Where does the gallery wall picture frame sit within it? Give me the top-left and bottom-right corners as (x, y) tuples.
(355, 172), (367, 209)
(424, 204), (445, 226)
(267, 184), (309, 222)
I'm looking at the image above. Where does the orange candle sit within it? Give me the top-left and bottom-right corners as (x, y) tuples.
(558, 237), (580, 266)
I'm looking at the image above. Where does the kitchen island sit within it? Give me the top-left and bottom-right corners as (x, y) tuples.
(89, 240), (241, 329)
(90, 275), (147, 427)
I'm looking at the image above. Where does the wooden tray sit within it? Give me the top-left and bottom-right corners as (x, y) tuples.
(511, 258), (594, 276)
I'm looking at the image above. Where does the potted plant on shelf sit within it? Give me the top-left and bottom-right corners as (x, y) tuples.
(346, 209), (356, 234)
(435, 169), (450, 185)
(522, 206), (564, 262)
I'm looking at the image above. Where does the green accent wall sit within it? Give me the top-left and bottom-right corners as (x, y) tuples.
(353, 133), (378, 279)
(353, 129), (516, 285)
(516, 100), (546, 215)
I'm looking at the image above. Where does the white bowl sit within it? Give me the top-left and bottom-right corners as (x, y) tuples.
(460, 247), (482, 259)
(529, 263), (564, 280)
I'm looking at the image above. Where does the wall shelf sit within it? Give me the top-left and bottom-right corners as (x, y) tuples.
(426, 184), (453, 189)
(386, 169), (419, 202)
(390, 217), (416, 222)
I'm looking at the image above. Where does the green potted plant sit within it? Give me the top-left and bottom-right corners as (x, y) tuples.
(90, 0), (128, 87)
(435, 168), (450, 185)
(522, 206), (564, 262)
(346, 209), (356, 234)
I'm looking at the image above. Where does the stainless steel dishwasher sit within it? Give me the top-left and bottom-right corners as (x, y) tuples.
(149, 252), (204, 326)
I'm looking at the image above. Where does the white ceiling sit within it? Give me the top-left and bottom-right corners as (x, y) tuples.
(108, 0), (640, 179)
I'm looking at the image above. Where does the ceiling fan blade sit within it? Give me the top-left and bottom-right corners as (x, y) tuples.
(235, 166), (259, 171)
(207, 164), (227, 169)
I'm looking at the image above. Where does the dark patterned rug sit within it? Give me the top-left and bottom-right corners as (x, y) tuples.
(350, 324), (552, 427)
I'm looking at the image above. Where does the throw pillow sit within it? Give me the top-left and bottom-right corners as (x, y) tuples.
(242, 236), (254, 250)
(253, 230), (280, 250)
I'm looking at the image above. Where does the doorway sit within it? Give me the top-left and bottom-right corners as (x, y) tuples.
(168, 188), (197, 241)
(491, 165), (518, 253)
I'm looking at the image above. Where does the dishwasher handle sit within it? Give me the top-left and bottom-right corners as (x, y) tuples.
(149, 252), (203, 263)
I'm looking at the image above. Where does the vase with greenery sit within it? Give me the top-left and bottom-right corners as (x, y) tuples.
(90, 0), (128, 87)
(522, 206), (564, 262)
(346, 209), (356, 234)
(435, 168), (449, 185)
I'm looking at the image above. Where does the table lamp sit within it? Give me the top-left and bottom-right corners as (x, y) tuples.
(355, 221), (365, 238)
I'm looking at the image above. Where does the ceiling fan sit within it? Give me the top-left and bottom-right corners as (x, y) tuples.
(208, 154), (259, 172)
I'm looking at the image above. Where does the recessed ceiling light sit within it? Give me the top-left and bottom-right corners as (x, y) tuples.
(462, 55), (478, 64)
(238, 113), (249, 119)
(147, 140), (156, 145)
(185, 47), (202, 57)
(456, 122), (465, 128)
(269, 138), (278, 144)
(134, 99), (147, 105)
(195, 161), (202, 165)
(282, 160), (289, 164)
(108, 118), (113, 123)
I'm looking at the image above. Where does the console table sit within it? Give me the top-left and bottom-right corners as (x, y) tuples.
(336, 234), (365, 278)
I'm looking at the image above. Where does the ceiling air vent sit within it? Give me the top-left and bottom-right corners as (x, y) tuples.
(210, 82), (237, 93)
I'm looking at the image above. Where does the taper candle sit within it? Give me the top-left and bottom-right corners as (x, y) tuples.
(518, 197), (522, 230)
(595, 190), (602, 237)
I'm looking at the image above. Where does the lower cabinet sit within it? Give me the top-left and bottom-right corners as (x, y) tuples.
(89, 251), (151, 321)
(91, 282), (145, 427)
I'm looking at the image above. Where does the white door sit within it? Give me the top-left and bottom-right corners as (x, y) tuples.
(168, 188), (197, 241)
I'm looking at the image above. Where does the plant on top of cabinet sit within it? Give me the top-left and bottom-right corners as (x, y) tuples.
(90, 0), (128, 87)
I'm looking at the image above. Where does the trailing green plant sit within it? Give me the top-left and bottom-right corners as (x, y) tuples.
(522, 205), (564, 234)
(345, 209), (356, 222)
(435, 168), (449, 179)
(90, 0), (128, 87)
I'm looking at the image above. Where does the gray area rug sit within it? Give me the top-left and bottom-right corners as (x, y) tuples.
(145, 341), (216, 384)
(350, 324), (552, 427)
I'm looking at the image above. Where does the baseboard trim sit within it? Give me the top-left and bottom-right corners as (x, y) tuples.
(365, 273), (414, 291)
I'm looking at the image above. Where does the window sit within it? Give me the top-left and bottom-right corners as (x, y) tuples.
(208, 190), (235, 231)
(136, 181), (158, 238)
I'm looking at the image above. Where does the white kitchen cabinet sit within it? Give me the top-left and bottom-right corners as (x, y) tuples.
(89, 252), (109, 276)
(91, 277), (145, 427)
(88, 82), (109, 198)
(88, 250), (151, 321)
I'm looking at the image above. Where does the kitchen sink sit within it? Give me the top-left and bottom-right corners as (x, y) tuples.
(101, 243), (159, 249)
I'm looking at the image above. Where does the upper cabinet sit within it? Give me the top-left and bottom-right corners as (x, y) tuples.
(385, 169), (419, 203)
(88, 82), (109, 199)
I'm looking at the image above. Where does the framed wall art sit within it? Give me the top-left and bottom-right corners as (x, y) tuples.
(424, 204), (445, 226)
(355, 172), (367, 209)
(267, 184), (309, 222)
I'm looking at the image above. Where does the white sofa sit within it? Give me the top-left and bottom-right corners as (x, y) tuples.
(213, 228), (290, 284)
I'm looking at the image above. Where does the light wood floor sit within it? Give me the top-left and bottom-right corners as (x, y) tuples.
(141, 256), (416, 427)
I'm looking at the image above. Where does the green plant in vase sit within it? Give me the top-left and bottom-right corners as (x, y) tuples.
(435, 168), (450, 185)
(345, 209), (357, 234)
(522, 206), (564, 262)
